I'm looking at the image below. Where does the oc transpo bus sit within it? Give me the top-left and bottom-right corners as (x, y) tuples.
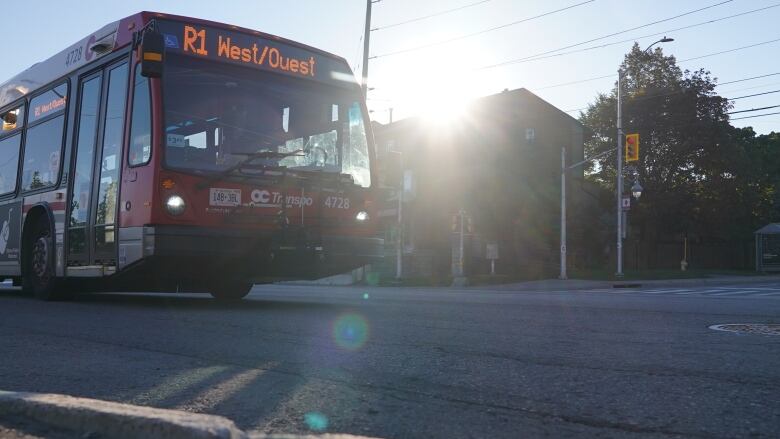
(0, 12), (383, 300)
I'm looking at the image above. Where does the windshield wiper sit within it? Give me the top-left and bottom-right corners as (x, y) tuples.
(195, 150), (304, 189)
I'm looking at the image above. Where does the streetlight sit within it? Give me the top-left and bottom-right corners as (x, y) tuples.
(645, 36), (674, 52)
(615, 36), (673, 277)
(631, 181), (643, 200)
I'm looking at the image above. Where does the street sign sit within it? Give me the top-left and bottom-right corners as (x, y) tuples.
(621, 196), (631, 211)
(486, 243), (499, 260)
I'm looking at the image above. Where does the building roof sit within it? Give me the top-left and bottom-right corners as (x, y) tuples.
(373, 87), (583, 136)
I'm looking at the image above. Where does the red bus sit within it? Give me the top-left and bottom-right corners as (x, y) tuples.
(0, 12), (382, 300)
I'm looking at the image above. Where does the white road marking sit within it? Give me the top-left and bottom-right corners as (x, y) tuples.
(708, 290), (759, 296)
(641, 289), (694, 294)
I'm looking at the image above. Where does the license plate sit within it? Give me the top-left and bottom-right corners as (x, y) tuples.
(209, 188), (241, 206)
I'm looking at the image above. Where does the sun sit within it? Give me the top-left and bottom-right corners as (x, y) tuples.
(418, 88), (471, 125)
(372, 46), (487, 125)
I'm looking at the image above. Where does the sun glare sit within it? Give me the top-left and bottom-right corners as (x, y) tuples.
(419, 89), (471, 124)
(373, 45), (489, 125)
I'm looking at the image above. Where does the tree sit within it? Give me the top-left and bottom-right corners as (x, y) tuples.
(580, 44), (777, 264)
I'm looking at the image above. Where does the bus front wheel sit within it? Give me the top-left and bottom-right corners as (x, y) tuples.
(209, 282), (253, 300)
(23, 217), (70, 301)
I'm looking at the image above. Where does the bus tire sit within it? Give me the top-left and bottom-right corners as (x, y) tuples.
(209, 282), (253, 300)
(23, 217), (70, 301)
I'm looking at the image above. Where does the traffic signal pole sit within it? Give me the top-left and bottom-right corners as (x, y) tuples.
(616, 71), (624, 277)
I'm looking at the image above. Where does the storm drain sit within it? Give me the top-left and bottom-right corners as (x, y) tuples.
(709, 323), (780, 336)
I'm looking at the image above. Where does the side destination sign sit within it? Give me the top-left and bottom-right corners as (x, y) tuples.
(158, 21), (355, 87)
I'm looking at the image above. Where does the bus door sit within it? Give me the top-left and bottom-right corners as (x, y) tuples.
(67, 61), (129, 267)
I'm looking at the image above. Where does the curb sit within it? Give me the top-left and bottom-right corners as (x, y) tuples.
(0, 390), (245, 439)
(0, 390), (379, 439)
(467, 275), (780, 292)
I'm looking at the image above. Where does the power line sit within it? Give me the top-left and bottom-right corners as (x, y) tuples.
(536, 69), (780, 93)
(728, 89), (780, 100)
(371, 0), (491, 31)
(721, 80), (780, 95)
(720, 72), (780, 86)
(369, 0), (595, 59)
(679, 37), (780, 63)
(536, 73), (616, 90)
(731, 111), (780, 121)
(475, 0), (733, 70)
(477, 3), (779, 70)
(728, 104), (780, 115)
(558, 73), (780, 113)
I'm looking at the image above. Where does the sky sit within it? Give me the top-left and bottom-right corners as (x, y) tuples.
(2, 0), (779, 134)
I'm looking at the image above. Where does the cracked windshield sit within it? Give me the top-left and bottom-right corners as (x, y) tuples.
(0, 1), (779, 439)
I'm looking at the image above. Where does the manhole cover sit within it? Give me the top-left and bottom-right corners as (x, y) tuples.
(709, 323), (780, 336)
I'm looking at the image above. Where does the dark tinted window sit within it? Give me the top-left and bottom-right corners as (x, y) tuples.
(1, 105), (24, 133)
(0, 134), (21, 194)
(29, 83), (67, 123)
(21, 115), (64, 191)
(128, 67), (151, 166)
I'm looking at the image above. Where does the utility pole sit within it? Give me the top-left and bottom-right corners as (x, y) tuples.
(560, 147), (567, 280)
(459, 209), (465, 277)
(396, 153), (403, 279)
(361, 0), (373, 96)
(616, 71), (624, 277)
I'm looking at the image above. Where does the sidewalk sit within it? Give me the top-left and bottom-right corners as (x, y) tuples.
(469, 274), (780, 291)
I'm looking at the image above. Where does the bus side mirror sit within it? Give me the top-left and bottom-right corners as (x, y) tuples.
(140, 30), (165, 78)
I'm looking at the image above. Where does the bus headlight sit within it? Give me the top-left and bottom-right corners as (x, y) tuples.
(355, 211), (369, 222)
(165, 195), (186, 216)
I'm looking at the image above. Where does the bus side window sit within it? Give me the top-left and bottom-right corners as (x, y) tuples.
(0, 134), (21, 195)
(22, 83), (68, 191)
(128, 66), (151, 166)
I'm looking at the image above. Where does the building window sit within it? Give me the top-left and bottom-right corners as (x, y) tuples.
(525, 128), (536, 145)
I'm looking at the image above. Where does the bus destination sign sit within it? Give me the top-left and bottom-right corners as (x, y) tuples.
(158, 21), (355, 87)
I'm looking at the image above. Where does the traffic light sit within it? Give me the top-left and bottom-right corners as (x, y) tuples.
(625, 133), (640, 162)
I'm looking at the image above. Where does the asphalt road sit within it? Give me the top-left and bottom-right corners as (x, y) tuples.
(0, 282), (778, 438)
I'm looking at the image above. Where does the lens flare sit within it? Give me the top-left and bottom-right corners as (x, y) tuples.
(362, 293), (370, 300)
(304, 412), (328, 431)
(332, 313), (369, 351)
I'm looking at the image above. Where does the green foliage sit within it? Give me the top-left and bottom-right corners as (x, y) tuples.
(580, 44), (780, 242)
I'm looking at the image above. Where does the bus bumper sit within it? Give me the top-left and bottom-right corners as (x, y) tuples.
(118, 225), (384, 283)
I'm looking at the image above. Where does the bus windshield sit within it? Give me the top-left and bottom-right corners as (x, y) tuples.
(163, 54), (371, 187)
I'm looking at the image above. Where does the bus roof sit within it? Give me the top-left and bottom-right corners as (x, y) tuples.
(0, 11), (352, 110)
